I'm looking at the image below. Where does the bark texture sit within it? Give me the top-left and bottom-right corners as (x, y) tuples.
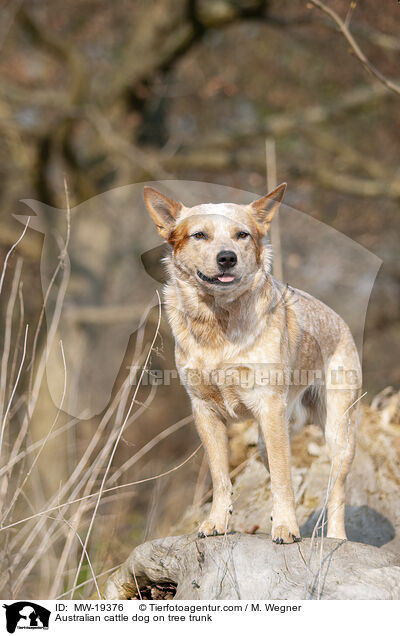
(105, 534), (400, 600)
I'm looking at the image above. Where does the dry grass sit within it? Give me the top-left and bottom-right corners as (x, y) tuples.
(0, 194), (201, 600)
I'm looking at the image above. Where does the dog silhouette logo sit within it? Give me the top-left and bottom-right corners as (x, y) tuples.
(3, 602), (50, 633)
(13, 181), (380, 418)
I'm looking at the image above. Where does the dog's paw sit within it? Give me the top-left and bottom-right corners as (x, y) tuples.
(198, 517), (228, 537)
(272, 524), (301, 544)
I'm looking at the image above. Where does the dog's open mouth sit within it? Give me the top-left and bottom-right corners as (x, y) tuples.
(197, 270), (237, 285)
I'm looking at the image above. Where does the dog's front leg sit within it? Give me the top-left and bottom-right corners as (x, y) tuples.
(258, 394), (300, 544)
(192, 398), (232, 537)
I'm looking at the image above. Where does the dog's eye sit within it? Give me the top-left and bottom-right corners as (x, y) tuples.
(192, 231), (207, 240)
(236, 231), (250, 239)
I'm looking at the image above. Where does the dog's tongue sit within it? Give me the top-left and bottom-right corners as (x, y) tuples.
(217, 274), (235, 283)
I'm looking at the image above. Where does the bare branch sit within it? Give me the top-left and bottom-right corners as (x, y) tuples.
(308, 0), (400, 97)
(87, 107), (172, 180)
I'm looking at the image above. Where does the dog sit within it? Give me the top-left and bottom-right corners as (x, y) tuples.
(143, 184), (361, 543)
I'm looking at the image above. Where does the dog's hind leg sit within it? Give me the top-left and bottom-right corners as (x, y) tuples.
(257, 425), (269, 472)
(192, 398), (232, 537)
(324, 383), (360, 539)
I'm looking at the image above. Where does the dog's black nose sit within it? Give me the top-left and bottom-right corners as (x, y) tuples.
(217, 250), (237, 270)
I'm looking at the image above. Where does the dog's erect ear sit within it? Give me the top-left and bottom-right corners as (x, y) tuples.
(249, 183), (287, 234)
(143, 186), (182, 239)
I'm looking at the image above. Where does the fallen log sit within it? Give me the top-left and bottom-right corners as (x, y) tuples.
(105, 534), (400, 600)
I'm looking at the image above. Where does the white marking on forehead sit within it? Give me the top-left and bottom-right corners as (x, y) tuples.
(190, 203), (241, 216)
(178, 203), (248, 224)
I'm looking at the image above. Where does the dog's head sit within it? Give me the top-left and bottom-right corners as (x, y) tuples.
(143, 184), (286, 299)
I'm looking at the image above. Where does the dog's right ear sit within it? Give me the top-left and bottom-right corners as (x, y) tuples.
(143, 187), (182, 239)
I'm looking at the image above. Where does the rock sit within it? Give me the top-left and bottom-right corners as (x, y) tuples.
(105, 534), (400, 600)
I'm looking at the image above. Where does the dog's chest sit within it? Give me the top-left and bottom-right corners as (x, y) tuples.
(175, 332), (282, 420)
(180, 361), (251, 420)
(166, 282), (287, 419)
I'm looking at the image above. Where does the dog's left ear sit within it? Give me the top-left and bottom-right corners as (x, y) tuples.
(143, 186), (182, 239)
(249, 183), (287, 234)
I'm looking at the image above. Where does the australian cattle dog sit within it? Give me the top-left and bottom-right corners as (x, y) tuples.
(143, 184), (361, 543)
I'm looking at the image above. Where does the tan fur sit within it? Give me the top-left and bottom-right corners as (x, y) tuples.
(143, 185), (361, 543)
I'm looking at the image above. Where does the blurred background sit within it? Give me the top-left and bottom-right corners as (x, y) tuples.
(0, 0), (399, 599)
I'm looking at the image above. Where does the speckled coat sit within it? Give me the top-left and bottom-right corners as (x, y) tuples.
(144, 184), (361, 543)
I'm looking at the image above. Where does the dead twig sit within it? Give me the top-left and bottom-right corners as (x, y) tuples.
(308, 0), (400, 97)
